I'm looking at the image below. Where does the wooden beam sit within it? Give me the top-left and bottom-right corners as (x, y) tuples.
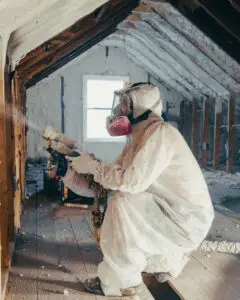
(183, 101), (193, 147)
(20, 79), (26, 202)
(192, 100), (199, 160)
(202, 97), (209, 169)
(197, 0), (240, 43)
(226, 94), (236, 173)
(153, 2), (240, 82)
(17, 0), (140, 86)
(179, 100), (193, 147)
(12, 73), (26, 229)
(213, 98), (222, 169)
(0, 39), (10, 269)
(179, 100), (185, 134)
(169, 0), (240, 64)
(4, 58), (15, 241)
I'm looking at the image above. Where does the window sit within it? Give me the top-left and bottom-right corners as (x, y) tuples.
(83, 75), (130, 141)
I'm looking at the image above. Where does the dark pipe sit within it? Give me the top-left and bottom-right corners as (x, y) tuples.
(60, 76), (65, 133)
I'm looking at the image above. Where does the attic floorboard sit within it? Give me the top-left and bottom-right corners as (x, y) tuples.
(169, 207), (240, 300)
(5, 193), (158, 300)
(8, 192), (239, 300)
(5, 194), (98, 300)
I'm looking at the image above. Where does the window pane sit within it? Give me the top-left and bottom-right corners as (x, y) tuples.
(87, 109), (126, 141)
(87, 79), (125, 108)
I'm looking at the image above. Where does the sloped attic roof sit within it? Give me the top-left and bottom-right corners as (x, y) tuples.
(101, 2), (240, 102)
(0, 0), (110, 66)
(2, 0), (240, 104)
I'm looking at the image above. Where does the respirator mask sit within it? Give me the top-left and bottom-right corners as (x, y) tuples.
(106, 85), (154, 137)
(106, 90), (132, 137)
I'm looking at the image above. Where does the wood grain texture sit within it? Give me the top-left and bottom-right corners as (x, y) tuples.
(12, 73), (26, 230)
(17, 0), (140, 87)
(201, 97), (209, 169)
(192, 100), (199, 160)
(226, 94), (236, 173)
(213, 99), (221, 169)
(0, 42), (10, 270)
(170, 208), (240, 300)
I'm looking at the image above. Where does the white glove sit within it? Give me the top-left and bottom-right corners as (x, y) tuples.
(65, 152), (99, 175)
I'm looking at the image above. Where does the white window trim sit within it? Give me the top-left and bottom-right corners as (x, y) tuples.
(83, 75), (130, 142)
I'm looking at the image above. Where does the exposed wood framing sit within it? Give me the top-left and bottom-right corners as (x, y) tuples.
(179, 100), (185, 135)
(226, 94), (236, 173)
(20, 78), (26, 203)
(202, 97), (209, 169)
(151, 2), (240, 82)
(10, 0), (140, 231)
(196, 0), (240, 44)
(12, 73), (26, 229)
(17, 0), (140, 87)
(182, 101), (193, 147)
(4, 58), (15, 241)
(213, 98), (222, 169)
(170, 0), (240, 64)
(192, 100), (199, 160)
(0, 39), (10, 269)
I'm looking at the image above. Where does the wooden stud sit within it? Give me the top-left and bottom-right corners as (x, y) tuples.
(19, 77), (26, 202)
(213, 98), (222, 169)
(4, 58), (15, 242)
(226, 94), (236, 173)
(202, 97), (209, 169)
(12, 73), (26, 229)
(183, 101), (193, 147)
(179, 100), (185, 134)
(0, 40), (10, 269)
(192, 100), (199, 159)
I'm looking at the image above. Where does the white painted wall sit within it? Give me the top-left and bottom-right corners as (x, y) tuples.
(26, 45), (148, 162)
(26, 44), (183, 163)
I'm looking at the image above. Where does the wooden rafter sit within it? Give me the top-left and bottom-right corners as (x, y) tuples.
(12, 72), (26, 229)
(183, 101), (193, 147)
(192, 100), (199, 160)
(169, 0), (240, 64)
(226, 93), (236, 173)
(4, 57), (15, 241)
(201, 97), (209, 169)
(197, 0), (240, 43)
(17, 0), (140, 87)
(213, 98), (222, 169)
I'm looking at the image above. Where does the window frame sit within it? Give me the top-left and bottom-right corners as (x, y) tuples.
(83, 75), (130, 142)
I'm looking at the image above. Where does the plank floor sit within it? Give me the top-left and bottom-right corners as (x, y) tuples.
(7, 193), (239, 300)
(5, 193), (159, 300)
(6, 193), (109, 300)
(169, 207), (240, 300)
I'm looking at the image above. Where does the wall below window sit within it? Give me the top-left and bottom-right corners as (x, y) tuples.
(26, 44), (183, 163)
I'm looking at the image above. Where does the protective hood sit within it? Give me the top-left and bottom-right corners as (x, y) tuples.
(128, 84), (162, 120)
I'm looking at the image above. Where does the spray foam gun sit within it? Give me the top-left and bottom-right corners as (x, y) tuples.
(42, 126), (108, 249)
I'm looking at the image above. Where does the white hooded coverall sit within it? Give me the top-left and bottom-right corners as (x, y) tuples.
(63, 85), (214, 296)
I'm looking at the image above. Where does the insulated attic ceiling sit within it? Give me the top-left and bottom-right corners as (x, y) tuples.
(1, 0), (239, 104)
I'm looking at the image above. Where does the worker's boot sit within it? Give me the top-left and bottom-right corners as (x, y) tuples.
(83, 277), (104, 296)
(83, 277), (153, 299)
(83, 277), (136, 296)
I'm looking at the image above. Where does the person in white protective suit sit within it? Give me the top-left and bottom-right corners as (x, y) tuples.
(63, 83), (214, 297)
